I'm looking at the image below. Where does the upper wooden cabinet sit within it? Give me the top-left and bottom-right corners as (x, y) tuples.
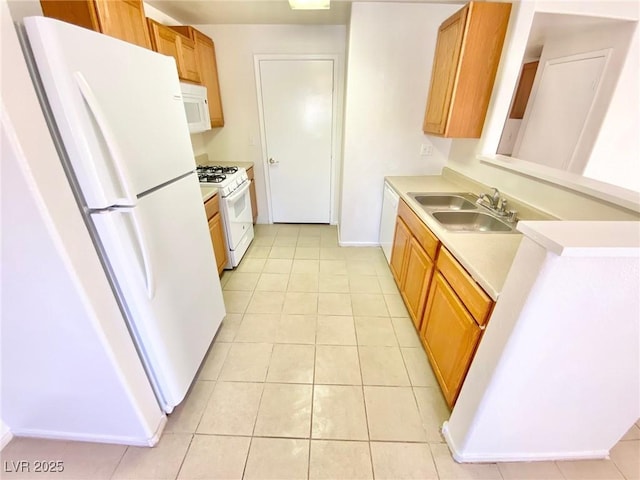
(40, 0), (151, 49)
(423, 2), (512, 138)
(147, 19), (200, 84)
(170, 26), (225, 127)
(509, 61), (539, 119)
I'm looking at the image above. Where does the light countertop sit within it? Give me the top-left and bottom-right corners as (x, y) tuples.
(200, 185), (218, 203)
(385, 175), (524, 300)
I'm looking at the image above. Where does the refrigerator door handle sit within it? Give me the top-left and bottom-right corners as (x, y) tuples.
(124, 208), (155, 299)
(74, 72), (137, 207)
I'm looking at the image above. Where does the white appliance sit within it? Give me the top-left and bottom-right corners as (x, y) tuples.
(380, 181), (400, 264)
(197, 166), (255, 267)
(22, 17), (226, 414)
(181, 82), (211, 133)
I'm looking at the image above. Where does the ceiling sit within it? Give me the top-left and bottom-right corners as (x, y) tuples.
(146, 0), (463, 25)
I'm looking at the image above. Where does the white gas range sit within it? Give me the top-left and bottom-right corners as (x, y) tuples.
(197, 165), (254, 268)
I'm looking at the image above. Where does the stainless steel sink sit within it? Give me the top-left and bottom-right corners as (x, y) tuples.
(431, 211), (515, 233)
(409, 192), (478, 211)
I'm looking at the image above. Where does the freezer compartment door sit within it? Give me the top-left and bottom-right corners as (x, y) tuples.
(24, 16), (196, 209)
(92, 173), (225, 412)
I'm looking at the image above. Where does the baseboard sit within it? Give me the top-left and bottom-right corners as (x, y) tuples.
(11, 416), (167, 447)
(338, 241), (380, 247)
(442, 421), (610, 462)
(1, 429), (13, 450)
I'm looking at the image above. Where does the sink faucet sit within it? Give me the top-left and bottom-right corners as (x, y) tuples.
(476, 187), (517, 222)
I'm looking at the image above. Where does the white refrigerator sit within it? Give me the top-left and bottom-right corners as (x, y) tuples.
(22, 17), (226, 414)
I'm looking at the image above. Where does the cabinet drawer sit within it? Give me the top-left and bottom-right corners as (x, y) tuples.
(204, 192), (220, 220)
(398, 200), (439, 259)
(437, 248), (492, 326)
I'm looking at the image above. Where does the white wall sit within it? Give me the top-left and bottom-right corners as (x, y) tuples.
(446, 0), (640, 217)
(189, 24), (347, 224)
(339, 2), (459, 245)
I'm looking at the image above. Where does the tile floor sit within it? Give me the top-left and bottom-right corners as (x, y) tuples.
(2, 224), (639, 479)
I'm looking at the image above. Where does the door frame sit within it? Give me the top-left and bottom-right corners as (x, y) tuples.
(254, 54), (343, 225)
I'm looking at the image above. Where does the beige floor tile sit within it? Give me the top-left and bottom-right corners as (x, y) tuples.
(413, 387), (450, 442)
(283, 292), (318, 314)
(218, 343), (273, 382)
(370, 442), (438, 480)
(198, 342), (231, 380)
(375, 260), (394, 277)
(267, 344), (315, 383)
(0, 438), (126, 480)
(165, 381), (216, 433)
(177, 435), (250, 480)
(216, 314), (243, 342)
(291, 259), (320, 274)
(277, 225), (300, 237)
(219, 270), (232, 288)
(253, 235), (275, 247)
(378, 275), (400, 294)
(354, 316), (398, 346)
(391, 317), (422, 348)
(430, 443), (502, 480)
(236, 258), (266, 273)
(351, 294), (389, 317)
(223, 272), (260, 291)
(297, 236), (321, 247)
(309, 440), (373, 480)
(246, 291), (285, 314)
(312, 385), (368, 440)
(299, 225), (325, 236)
(497, 461), (565, 480)
(255, 273), (290, 292)
(197, 381), (263, 435)
(364, 386), (427, 442)
(273, 236), (298, 247)
(320, 247), (344, 259)
(244, 438), (309, 480)
(349, 275), (382, 294)
(555, 458), (625, 480)
(288, 273), (319, 292)
(263, 258), (293, 274)
(318, 293), (353, 315)
(254, 224), (280, 235)
(253, 383), (313, 438)
(320, 260), (348, 275)
(347, 260), (378, 276)
(384, 293), (410, 317)
(295, 247), (320, 259)
(222, 290), (252, 314)
(269, 246), (296, 259)
(402, 347), (439, 387)
(246, 246), (271, 259)
(344, 247), (382, 261)
(234, 313), (279, 343)
(621, 423), (640, 441)
(609, 440), (639, 479)
(316, 316), (357, 345)
(318, 275), (350, 293)
(315, 345), (362, 385)
(112, 433), (192, 480)
(359, 346), (410, 386)
(276, 314), (317, 344)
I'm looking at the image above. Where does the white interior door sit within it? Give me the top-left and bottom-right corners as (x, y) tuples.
(259, 59), (333, 223)
(514, 52), (606, 172)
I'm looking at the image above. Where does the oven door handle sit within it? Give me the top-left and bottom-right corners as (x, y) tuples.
(224, 180), (250, 204)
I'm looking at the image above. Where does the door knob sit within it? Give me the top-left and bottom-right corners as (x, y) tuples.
(269, 158), (279, 165)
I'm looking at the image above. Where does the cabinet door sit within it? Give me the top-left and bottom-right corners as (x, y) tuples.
(401, 238), (434, 330)
(509, 61), (539, 119)
(94, 0), (150, 49)
(209, 213), (228, 275)
(249, 180), (258, 224)
(179, 36), (201, 84)
(148, 20), (181, 71)
(423, 5), (468, 135)
(193, 31), (224, 127)
(421, 273), (481, 407)
(390, 217), (411, 286)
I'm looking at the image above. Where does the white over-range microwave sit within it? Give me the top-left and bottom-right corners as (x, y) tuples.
(180, 83), (211, 133)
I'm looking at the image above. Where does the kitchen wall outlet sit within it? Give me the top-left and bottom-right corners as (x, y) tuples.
(420, 144), (433, 156)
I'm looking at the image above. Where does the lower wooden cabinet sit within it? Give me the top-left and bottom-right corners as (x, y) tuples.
(247, 166), (258, 224)
(421, 272), (481, 407)
(401, 237), (434, 330)
(204, 193), (227, 275)
(390, 217), (411, 285)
